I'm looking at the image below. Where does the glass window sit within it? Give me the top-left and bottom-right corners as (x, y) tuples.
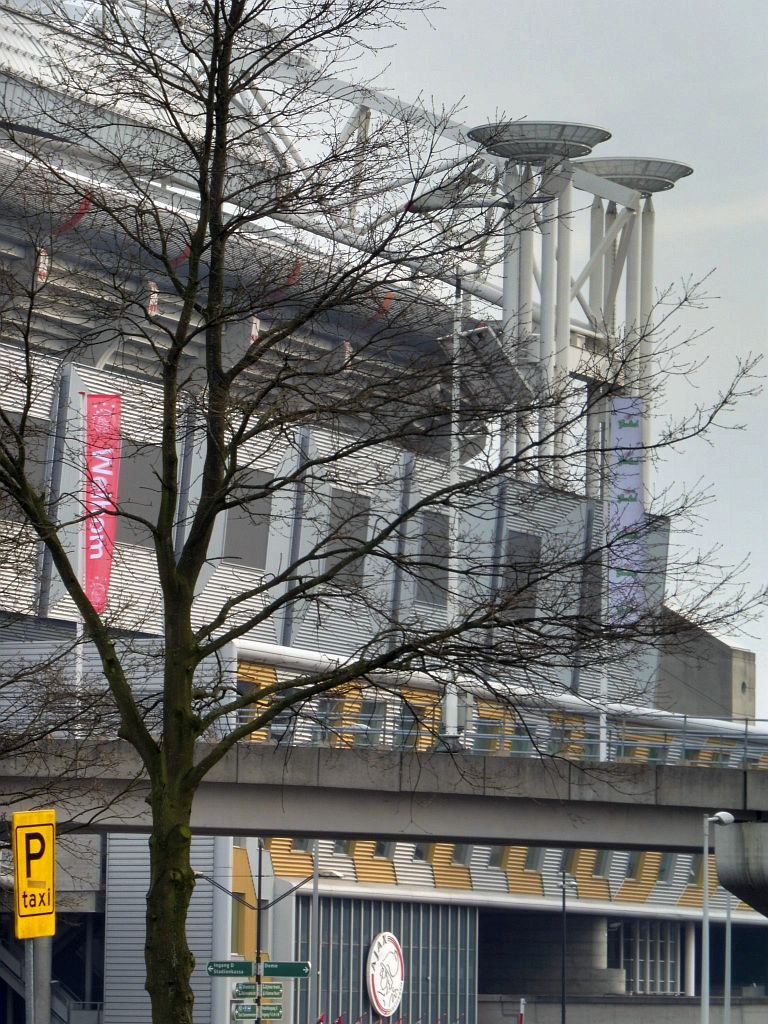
(223, 468), (272, 569)
(333, 840), (350, 856)
(353, 697), (385, 748)
(524, 847), (545, 872)
(499, 529), (541, 621)
(560, 848), (578, 875)
(687, 854), (702, 885)
(658, 852), (677, 883)
(292, 838), (313, 853)
(373, 840), (395, 859)
(452, 844), (473, 867)
(416, 510), (449, 605)
(473, 716), (501, 754)
(488, 846), (507, 869)
(268, 688), (301, 742)
(324, 488), (369, 585)
(309, 695), (342, 743)
(626, 851), (643, 880)
(593, 849), (613, 878)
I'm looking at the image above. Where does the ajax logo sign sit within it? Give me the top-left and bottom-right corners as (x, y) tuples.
(366, 932), (405, 1018)
(12, 809), (56, 939)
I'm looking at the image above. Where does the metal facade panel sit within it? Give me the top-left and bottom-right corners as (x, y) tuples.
(103, 834), (216, 1024)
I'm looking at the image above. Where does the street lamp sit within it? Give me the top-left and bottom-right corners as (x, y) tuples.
(194, 856), (341, 968)
(701, 811), (735, 1024)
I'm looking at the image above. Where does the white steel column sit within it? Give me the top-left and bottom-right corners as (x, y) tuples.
(500, 165), (520, 467)
(624, 205), (641, 391)
(518, 169), (535, 343)
(640, 196), (656, 496)
(538, 196), (557, 481)
(589, 196), (605, 317)
(553, 177), (573, 481)
(586, 196), (605, 500)
(501, 166), (521, 362)
(517, 169), (536, 467)
(602, 201), (617, 337)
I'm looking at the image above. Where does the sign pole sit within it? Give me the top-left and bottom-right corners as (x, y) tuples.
(24, 940), (34, 1024)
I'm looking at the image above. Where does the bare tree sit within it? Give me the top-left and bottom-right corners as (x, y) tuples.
(0, 1), (761, 1021)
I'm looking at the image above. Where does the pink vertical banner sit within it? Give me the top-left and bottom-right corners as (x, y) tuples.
(84, 394), (122, 612)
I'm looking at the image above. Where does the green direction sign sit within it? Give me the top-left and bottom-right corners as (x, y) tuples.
(233, 983), (259, 999)
(261, 961), (310, 978)
(232, 1005), (259, 1020)
(208, 961), (254, 978)
(232, 1005), (283, 1021)
(261, 983), (283, 999)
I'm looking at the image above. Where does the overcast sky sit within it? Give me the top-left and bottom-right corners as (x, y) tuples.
(374, 0), (768, 713)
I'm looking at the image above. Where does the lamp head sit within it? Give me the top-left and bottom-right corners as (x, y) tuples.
(709, 811), (735, 826)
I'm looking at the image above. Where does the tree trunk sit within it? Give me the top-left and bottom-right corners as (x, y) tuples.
(145, 790), (197, 1024)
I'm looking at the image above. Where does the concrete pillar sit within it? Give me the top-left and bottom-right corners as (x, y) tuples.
(591, 916), (608, 969)
(211, 836), (233, 1024)
(685, 922), (697, 996)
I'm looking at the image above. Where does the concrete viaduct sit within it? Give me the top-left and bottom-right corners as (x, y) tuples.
(5, 739), (768, 912)
(2, 739), (767, 851)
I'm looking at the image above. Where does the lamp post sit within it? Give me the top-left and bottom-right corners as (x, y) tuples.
(724, 890), (733, 1024)
(559, 869), (577, 1024)
(701, 811), (735, 1024)
(561, 869), (567, 1024)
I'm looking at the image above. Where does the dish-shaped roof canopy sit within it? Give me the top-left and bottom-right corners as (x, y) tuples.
(573, 157), (693, 195)
(468, 121), (611, 163)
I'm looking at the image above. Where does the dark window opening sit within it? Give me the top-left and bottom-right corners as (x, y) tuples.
(0, 413), (50, 521)
(498, 529), (541, 621)
(452, 844), (473, 867)
(116, 441), (162, 547)
(223, 468), (272, 569)
(488, 846), (507, 869)
(416, 510), (449, 606)
(324, 488), (370, 586)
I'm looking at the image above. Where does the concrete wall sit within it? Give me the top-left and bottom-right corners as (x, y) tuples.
(479, 994), (768, 1024)
(657, 612), (756, 720)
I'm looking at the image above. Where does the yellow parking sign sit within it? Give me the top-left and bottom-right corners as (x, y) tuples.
(12, 809), (56, 939)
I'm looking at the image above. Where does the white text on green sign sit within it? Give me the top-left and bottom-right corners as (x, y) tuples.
(232, 1005), (283, 1020)
(261, 961), (310, 978)
(232, 1005), (259, 1020)
(208, 961), (253, 977)
(261, 983), (283, 998)
(232, 983), (258, 999)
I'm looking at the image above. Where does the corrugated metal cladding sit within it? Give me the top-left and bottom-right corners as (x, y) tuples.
(103, 835), (216, 1024)
(295, 894), (477, 1024)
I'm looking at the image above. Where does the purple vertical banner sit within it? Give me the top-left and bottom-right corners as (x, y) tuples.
(607, 396), (645, 623)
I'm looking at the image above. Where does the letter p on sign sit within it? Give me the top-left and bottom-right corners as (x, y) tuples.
(12, 810), (56, 939)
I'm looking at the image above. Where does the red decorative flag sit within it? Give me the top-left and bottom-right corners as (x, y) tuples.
(334, 1016), (343, 1024)
(84, 394), (121, 612)
(317, 1015), (325, 1024)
